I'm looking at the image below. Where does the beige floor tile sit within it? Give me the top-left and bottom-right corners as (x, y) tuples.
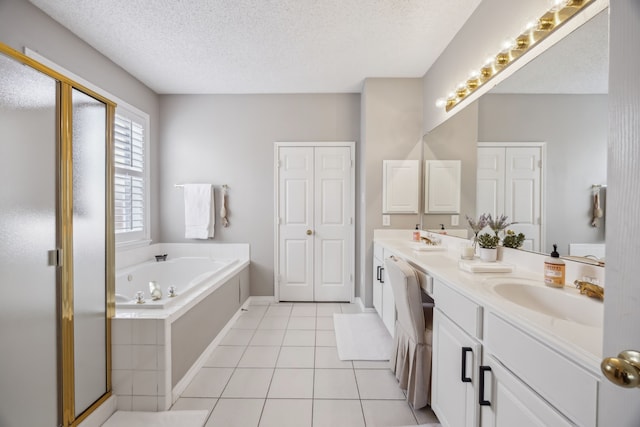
(276, 346), (315, 368)
(264, 305), (292, 317)
(237, 346), (280, 368)
(413, 405), (440, 424)
(315, 316), (334, 330)
(287, 316), (316, 330)
(204, 398), (264, 427)
(170, 397), (217, 414)
(361, 400), (417, 426)
(249, 329), (286, 346)
(313, 399), (365, 427)
(268, 368), (314, 398)
(241, 305), (268, 315)
(232, 315), (262, 329)
(259, 399), (312, 427)
(314, 347), (353, 369)
(316, 330), (337, 346)
(221, 368), (274, 398)
(203, 346), (246, 368)
(291, 304), (317, 317)
(181, 368), (234, 398)
(220, 329), (254, 346)
(314, 369), (359, 399)
(258, 316), (289, 330)
(316, 303), (342, 316)
(355, 369), (405, 399)
(352, 360), (391, 369)
(282, 330), (316, 346)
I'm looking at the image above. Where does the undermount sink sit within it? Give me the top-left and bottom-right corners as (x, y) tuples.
(484, 278), (603, 328)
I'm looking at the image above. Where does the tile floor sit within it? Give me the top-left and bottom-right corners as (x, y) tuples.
(170, 301), (439, 427)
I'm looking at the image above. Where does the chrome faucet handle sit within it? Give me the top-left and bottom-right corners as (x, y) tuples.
(135, 291), (145, 304)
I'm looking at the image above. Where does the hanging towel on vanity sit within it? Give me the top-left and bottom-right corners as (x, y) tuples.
(183, 184), (215, 239)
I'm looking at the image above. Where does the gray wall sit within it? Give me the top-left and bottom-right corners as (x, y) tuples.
(158, 94), (360, 296)
(0, 0), (161, 242)
(360, 78), (423, 307)
(478, 94), (607, 254)
(422, 101), (478, 231)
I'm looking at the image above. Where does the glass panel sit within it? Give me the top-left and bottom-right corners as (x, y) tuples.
(0, 53), (59, 426)
(72, 89), (107, 415)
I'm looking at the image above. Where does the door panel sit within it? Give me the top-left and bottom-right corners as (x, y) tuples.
(505, 147), (541, 252)
(314, 146), (351, 301)
(278, 147), (314, 301)
(477, 147), (505, 218)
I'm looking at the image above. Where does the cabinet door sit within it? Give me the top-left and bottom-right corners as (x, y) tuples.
(373, 257), (383, 316)
(381, 265), (395, 336)
(425, 160), (461, 213)
(382, 160), (419, 213)
(480, 355), (572, 427)
(432, 309), (480, 427)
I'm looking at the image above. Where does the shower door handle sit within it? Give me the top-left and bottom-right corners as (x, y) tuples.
(48, 249), (62, 267)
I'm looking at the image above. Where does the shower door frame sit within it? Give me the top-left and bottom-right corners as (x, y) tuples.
(0, 42), (116, 427)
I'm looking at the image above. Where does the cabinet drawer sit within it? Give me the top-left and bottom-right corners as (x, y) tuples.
(413, 268), (433, 296)
(486, 313), (598, 427)
(433, 279), (482, 339)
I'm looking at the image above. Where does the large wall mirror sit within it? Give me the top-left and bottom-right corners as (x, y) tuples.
(423, 8), (608, 263)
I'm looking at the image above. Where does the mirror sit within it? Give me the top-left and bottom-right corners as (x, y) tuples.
(422, 9), (608, 262)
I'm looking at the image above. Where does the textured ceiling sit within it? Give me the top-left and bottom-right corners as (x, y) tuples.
(28, 0), (482, 94)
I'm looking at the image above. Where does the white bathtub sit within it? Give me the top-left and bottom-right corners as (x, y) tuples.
(115, 256), (237, 309)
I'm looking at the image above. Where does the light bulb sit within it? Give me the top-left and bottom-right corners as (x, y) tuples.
(435, 98), (446, 108)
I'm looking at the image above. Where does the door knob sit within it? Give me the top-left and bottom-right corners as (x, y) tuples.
(306, 229), (313, 235)
(601, 350), (640, 388)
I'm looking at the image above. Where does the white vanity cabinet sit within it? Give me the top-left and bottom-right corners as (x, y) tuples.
(372, 244), (395, 336)
(432, 279), (483, 427)
(479, 354), (573, 427)
(483, 313), (598, 427)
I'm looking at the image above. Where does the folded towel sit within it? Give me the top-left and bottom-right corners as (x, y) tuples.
(183, 184), (214, 239)
(458, 259), (514, 273)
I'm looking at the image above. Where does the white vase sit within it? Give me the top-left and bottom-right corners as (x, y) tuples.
(479, 247), (498, 262)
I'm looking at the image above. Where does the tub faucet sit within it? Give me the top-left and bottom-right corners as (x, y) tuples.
(155, 254), (168, 262)
(574, 279), (604, 301)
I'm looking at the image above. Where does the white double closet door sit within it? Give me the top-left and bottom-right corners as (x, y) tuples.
(276, 143), (354, 302)
(477, 144), (543, 252)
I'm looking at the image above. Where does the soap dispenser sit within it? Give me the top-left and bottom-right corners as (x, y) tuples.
(413, 224), (421, 241)
(544, 244), (565, 287)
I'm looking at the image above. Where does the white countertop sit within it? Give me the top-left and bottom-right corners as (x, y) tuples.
(374, 237), (603, 375)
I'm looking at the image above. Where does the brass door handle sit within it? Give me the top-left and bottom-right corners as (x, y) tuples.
(601, 350), (640, 388)
(306, 229), (313, 236)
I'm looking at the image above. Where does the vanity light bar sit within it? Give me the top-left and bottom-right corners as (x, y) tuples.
(440, 0), (595, 112)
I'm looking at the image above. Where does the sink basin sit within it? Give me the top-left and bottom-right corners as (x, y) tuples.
(484, 278), (603, 328)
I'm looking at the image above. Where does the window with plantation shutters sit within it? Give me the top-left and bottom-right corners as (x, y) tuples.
(114, 112), (146, 237)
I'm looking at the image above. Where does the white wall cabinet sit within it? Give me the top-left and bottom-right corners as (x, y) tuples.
(425, 160), (461, 213)
(382, 160), (419, 214)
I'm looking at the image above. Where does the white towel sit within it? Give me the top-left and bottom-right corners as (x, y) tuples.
(183, 184), (214, 239)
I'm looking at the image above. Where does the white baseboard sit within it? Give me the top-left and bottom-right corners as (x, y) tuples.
(355, 297), (376, 313)
(247, 296), (276, 305)
(171, 305), (246, 403)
